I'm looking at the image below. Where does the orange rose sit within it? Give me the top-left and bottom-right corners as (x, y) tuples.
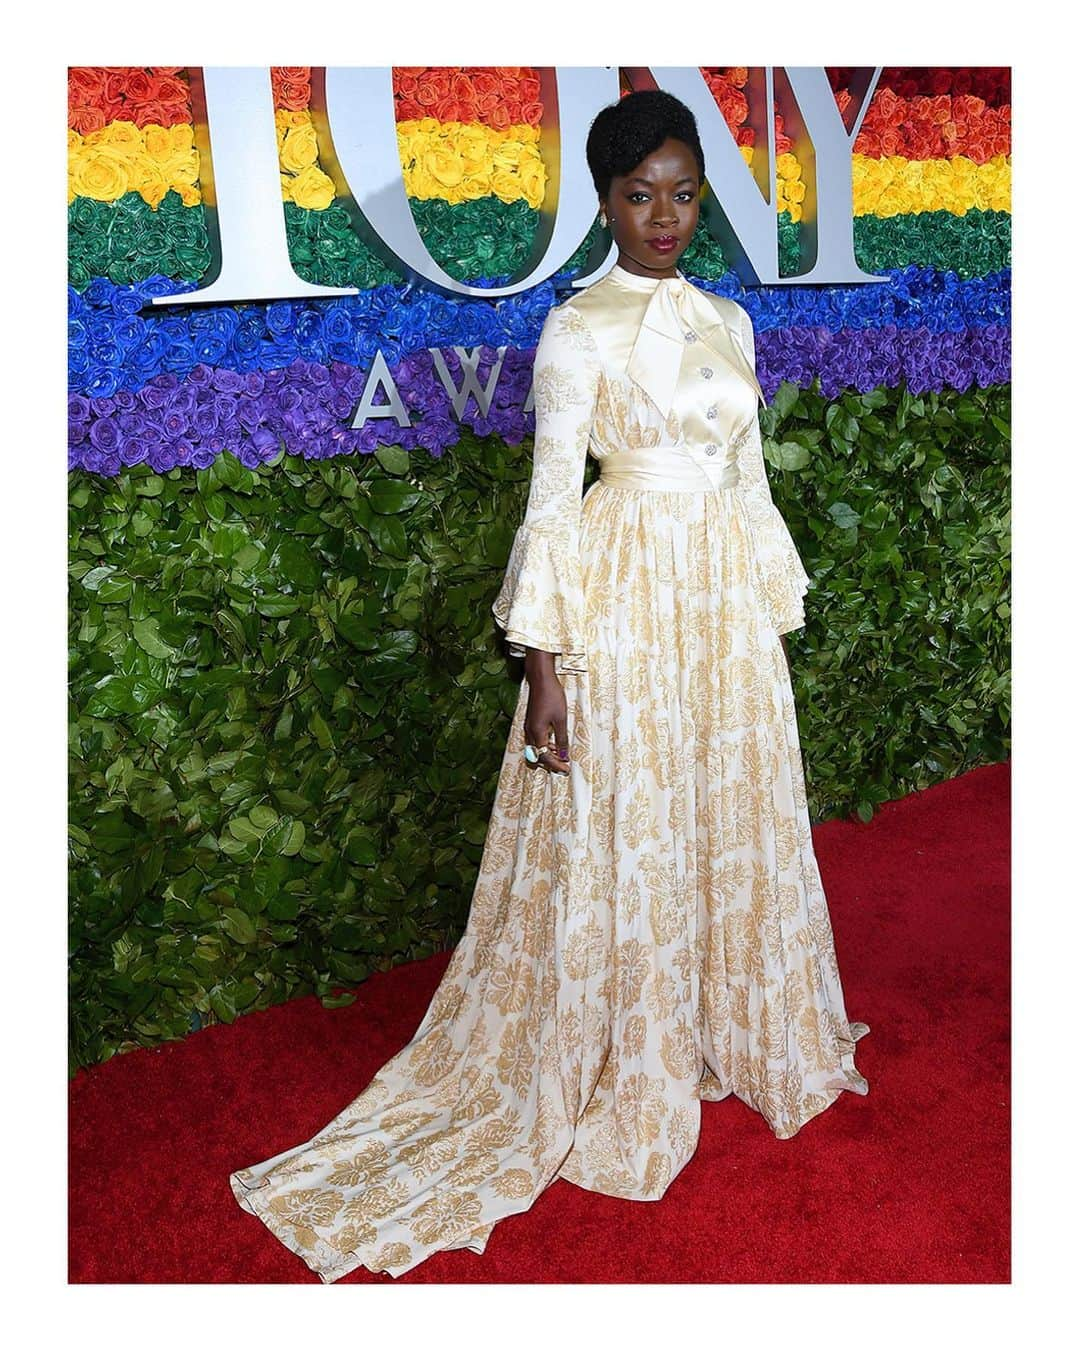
(449, 72), (474, 103)
(123, 69), (155, 103)
(102, 70), (131, 104)
(69, 68), (106, 106)
(70, 105), (106, 135)
(414, 76), (441, 109)
(149, 74), (189, 108)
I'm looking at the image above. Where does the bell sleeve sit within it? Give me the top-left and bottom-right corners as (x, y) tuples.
(731, 302), (812, 635)
(492, 301), (601, 675)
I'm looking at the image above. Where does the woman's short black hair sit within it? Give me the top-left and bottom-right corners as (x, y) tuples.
(585, 89), (706, 201)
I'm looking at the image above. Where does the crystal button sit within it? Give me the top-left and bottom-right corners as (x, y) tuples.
(700, 366), (713, 378)
(706, 405), (718, 419)
(684, 329), (697, 342)
(705, 442), (718, 456)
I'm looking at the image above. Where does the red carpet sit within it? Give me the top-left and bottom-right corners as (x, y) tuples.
(69, 760), (1010, 1283)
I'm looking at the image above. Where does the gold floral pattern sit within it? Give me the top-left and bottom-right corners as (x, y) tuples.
(229, 266), (869, 1285)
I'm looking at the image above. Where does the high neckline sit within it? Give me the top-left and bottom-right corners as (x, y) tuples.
(608, 260), (687, 291)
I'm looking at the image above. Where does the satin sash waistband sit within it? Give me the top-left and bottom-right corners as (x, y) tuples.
(598, 444), (740, 493)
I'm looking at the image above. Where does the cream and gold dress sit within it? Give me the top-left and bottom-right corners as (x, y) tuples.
(228, 261), (870, 1282)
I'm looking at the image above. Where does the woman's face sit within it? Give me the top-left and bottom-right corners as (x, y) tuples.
(600, 136), (702, 278)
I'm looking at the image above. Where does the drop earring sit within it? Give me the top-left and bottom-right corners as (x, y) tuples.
(599, 211), (608, 228)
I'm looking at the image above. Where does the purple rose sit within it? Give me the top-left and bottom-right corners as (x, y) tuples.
(192, 404), (219, 436)
(89, 419), (120, 452)
(187, 363), (214, 390)
(149, 444), (176, 472)
(251, 426), (279, 462)
(212, 368), (245, 394)
(120, 438), (149, 467)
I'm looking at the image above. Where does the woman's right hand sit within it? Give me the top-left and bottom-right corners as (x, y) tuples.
(522, 650), (571, 774)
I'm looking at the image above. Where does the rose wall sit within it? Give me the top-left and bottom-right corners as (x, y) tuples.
(68, 67), (1010, 1071)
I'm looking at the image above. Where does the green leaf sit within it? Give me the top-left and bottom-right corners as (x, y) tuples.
(274, 537), (323, 589)
(375, 446), (411, 476)
(827, 502), (861, 530)
(254, 594), (301, 618)
(279, 821), (306, 856)
(769, 440), (811, 472)
(770, 380), (801, 420)
(80, 565), (116, 592)
(132, 617), (176, 659)
(367, 479), (423, 515)
(345, 829), (379, 865)
(227, 815), (263, 844)
(96, 576), (134, 604)
(220, 907), (257, 944)
(335, 613), (379, 650)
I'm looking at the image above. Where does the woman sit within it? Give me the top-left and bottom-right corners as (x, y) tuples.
(229, 88), (869, 1283)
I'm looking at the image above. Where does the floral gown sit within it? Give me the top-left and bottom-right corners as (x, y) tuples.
(229, 261), (870, 1282)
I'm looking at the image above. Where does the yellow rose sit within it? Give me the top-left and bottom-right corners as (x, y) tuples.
(490, 137), (523, 174)
(161, 148), (200, 191)
(465, 174), (492, 203)
(280, 170), (295, 205)
(290, 164), (335, 210)
(776, 153), (801, 183)
(489, 167), (522, 204)
(143, 124), (173, 160)
(454, 125), (489, 176)
(407, 164), (433, 199)
(986, 159), (1011, 210)
(422, 147), (465, 192)
(518, 157), (546, 211)
(94, 120), (144, 152)
(137, 158), (170, 208)
(177, 183), (201, 207)
(168, 124), (195, 156)
(787, 178), (806, 205)
(876, 186), (905, 217)
(281, 122), (319, 175)
(72, 147), (130, 201)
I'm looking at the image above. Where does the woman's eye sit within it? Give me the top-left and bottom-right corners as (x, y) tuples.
(628, 191), (694, 203)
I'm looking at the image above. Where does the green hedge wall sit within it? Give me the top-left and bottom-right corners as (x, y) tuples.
(68, 381), (1010, 1073)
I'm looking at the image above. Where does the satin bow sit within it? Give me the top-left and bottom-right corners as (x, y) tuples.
(625, 274), (766, 420)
